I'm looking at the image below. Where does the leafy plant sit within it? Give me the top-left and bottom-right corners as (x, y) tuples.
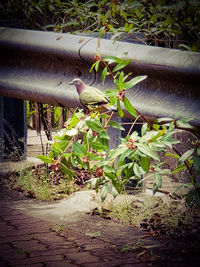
(1, 0), (199, 51)
(37, 49), (200, 205)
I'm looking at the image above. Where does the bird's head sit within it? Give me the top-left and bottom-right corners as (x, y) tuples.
(69, 78), (85, 94)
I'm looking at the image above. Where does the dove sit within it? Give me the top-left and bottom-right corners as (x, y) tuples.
(69, 78), (117, 112)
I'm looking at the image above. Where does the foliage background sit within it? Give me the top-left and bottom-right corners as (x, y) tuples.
(0, 0), (199, 51)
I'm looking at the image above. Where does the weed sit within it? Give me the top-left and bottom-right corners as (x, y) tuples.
(110, 196), (198, 239)
(5, 165), (79, 201)
(121, 240), (143, 252)
(85, 231), (101, 239)
(49, 223), (65, 232)
(15, 247), (30, 256)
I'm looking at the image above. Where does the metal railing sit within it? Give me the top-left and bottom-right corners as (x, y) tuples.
(0, 27), (200, 124)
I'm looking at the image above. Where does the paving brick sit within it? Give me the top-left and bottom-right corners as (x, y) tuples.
(0, 235), (31, 244)
(14, 264), (43, 267)
(16, 223), (52, 233)
(30, 248), (70, 257)
(42, 260), (75, 267)
(82, 242), (107, 251)
(8, 254), (65, 265)
(66, 251), (99, 264)
(12, 239), (48, 251)
(32, 232), (66, 243)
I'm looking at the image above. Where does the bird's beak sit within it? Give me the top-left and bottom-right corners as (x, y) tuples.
(69, 81), (73, 85)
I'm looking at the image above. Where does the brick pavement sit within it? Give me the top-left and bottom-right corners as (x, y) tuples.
(0, 207), (148, 267)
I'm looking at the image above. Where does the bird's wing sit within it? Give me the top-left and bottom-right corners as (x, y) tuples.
(80, 87), (109, 105)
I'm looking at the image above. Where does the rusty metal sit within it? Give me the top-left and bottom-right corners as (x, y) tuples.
(0, 27), (200, 124)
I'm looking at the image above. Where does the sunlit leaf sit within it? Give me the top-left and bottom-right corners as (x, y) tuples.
(137, 143), (159, 160)
(61, 163), (75, 177)
(103, 165), (115, 173)
(108, 120), (125, 130)
(103, 56), (123, 64)
(113, 59), (131, 72)
(95, 60), (100, 72)
(140, 156), (150, 172)
(123, 97), (137, 118)
(101, 67), (108, 84)
(100, 183), (110, 202)
(123, 75), (147, 89)
(133, 163), (142, 178)
(72, 142), (86, 155)
(118, 71), (124, 89)
(37, 155), (53, 163)
(86, 120), (103, 132)
(141, 123), (148, 136)
(178, 149), (194, 165)
(90, 141), (107, 151)
(117, 98), (124, 118)
(104, 89), (118, 97)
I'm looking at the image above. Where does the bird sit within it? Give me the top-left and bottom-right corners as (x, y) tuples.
(69, 78), (117, 112)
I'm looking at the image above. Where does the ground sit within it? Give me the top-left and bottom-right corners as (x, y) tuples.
(0, 185), (200, 267)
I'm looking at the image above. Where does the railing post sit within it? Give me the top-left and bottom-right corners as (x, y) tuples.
(0, 97), (27, 162)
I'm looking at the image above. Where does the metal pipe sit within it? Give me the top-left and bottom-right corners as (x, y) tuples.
(0, 27), (200, 124)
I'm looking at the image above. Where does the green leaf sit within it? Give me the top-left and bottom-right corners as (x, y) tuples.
(133, 163), (142, 178)
(165, 152), (180, 159)
(137, 143), (159, 161)
(117, 98), (124, 118)
(118, 71), (124, 90)
(103, 56), (123, 64)
(95, 60), (100, 72)
(108, 120), (125, 130)
(141, 123), (148, 136)
(123, 75), (147, 89)
(37, 155), (53, 163)
(123, 97), (137, 118)
(140, 156), (150, 172)
(177, 119), (196, 130)
(100, 183), (110, 202)
(153, 183), (159, 195)
(155, 172), (162, 188)
(86, 120), (103, 132)
(61, 163), (75, 177)
(103, 165), (115, 173)
(119, 149), (134, 162)
(104, 89), (118, 98)
(101, 67), (108, 84)
(179, 43), (193, 51)
(113, 59), (131, 72)
(111, 185), (119, 198)
(178, 149), (194, 165)
(155, 117), (173, 123)
(99, 130), (110, 140)
(89, 62), (97, 73)
(67, 112), (82, 130)
(109, 146), (127, 160)
(90, 142), (107, 151)
(172, 165), (186, 174)
(72, 142), (86, 155)
(54, 106), (61, 123)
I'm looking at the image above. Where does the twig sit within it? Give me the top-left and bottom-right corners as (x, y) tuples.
(127, 115), (141, 136)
